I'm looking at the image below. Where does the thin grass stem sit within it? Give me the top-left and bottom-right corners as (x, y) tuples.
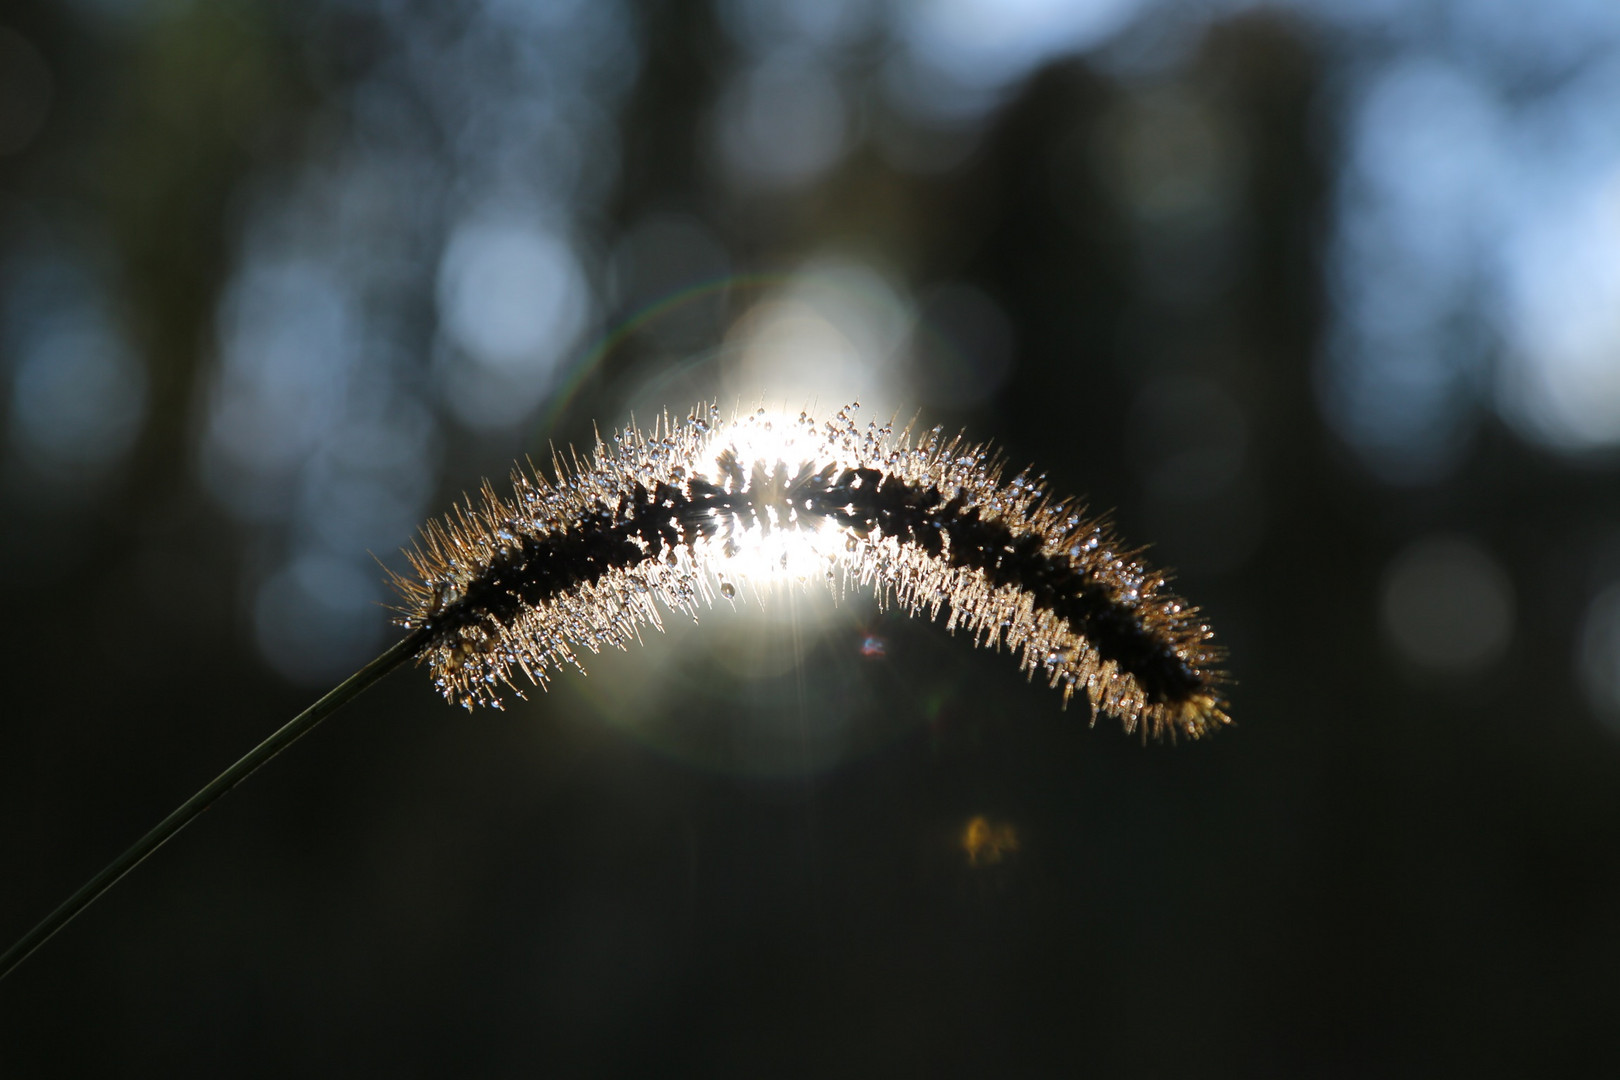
(0, 628), (429, 982)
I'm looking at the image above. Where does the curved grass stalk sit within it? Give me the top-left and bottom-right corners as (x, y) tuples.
(0, 629), (428, 982)
(2, 400), (1229, 981)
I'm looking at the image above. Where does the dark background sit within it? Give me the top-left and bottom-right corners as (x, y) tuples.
(4, 1), (1620, 1076)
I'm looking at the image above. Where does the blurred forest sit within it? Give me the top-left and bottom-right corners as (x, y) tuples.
(4, 0), (1620, 1076)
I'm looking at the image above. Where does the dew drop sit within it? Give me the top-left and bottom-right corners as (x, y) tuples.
(720, 581), (737, 599)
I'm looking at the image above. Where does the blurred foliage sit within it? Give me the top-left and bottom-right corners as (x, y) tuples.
(3, 1), (1620, 1076)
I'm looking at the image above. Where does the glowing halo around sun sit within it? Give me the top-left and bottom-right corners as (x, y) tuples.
(678, 406), (866, 598)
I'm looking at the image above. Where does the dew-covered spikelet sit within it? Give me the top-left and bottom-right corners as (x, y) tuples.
(390, 403), (1229, 740)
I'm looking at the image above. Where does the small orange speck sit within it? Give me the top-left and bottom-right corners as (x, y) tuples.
(961, 815), (1019, 867)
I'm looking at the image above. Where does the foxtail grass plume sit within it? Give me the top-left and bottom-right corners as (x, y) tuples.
(0, 398), (1231, 984)
(391, 403), (1228, 740)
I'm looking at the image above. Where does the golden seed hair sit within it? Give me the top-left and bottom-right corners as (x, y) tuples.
(391, 403), (1229, 740)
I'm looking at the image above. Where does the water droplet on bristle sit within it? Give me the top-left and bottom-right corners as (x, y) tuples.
(394, 399), (1227, 741)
